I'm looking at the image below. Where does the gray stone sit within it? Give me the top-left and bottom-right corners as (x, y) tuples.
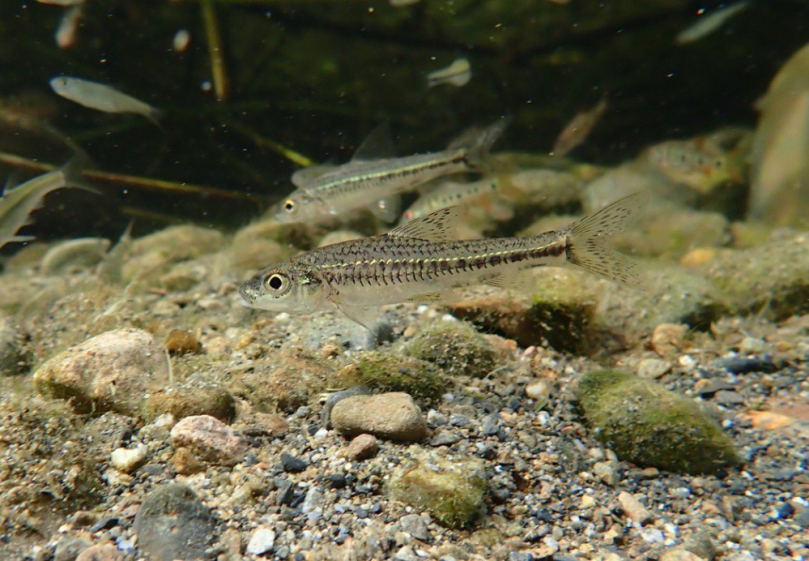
(399, 513), (431, 542)
(246, 527), (276, 556)
(331, 392), (427, 442)
(133, 484), (214, 561)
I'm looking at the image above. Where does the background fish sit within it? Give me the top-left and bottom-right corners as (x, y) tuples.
(427, 57), (472, 88)
(0, 161), (97, 250)
(49, 76), (161, 123)
(273, 119), (508, 224)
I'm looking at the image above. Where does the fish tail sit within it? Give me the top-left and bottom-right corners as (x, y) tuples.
(564, 193), (648, 288)
(454, 117), (510, 173)
(61, 158), (101, 195)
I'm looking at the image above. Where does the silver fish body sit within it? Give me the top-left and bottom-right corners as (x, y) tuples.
(274, 119), (507, 224)
(241, 194), (645, 322)
(399, 177), (503, 223)
(49, 76), (159, 121)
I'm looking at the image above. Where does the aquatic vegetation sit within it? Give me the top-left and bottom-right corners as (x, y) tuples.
(400, 320), (498, 378)
(347, 352), (446, 399)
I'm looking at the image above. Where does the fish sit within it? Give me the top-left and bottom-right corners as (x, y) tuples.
(0, 161), (98, 250)
(49, 76), (161, 123)
(240, 193), (646, 328)
(399, 177), (513, 224)
(427, 57), (472, 88)
(676, 1), (752, 45)
(552, 99), (608, 157)
(55, 4), (82, 49)
(274, 119), (508, 224)
(36, 0), (85, 5)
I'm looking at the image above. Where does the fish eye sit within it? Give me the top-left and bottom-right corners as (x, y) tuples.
(283, 199), (296, 213)
(264, 273), (290, 295)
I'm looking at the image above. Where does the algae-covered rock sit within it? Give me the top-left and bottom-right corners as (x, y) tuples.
(388, 450), (487, 529)
(143, 381), (236, 422)
(449, 269), (601, 353)
(401, 321), (497, 377)
(342, 353), (446, 399)
(575, 370), (738, 474)
(33, 328), (170, 416)
(702, 233), (809, 320)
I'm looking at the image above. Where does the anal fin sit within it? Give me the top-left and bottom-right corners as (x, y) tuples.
(483, 269), (533, 292)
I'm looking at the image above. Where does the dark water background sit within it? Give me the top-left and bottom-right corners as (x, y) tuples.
(0, 0), (808, 239)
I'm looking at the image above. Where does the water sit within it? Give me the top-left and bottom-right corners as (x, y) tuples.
(0, 2), (807, 560)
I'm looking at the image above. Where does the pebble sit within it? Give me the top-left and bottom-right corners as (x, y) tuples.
(637, 357), (670, 379)
(399, 513), (431, 542)
(170, 415), (248, 466)
(714, 390), (746, 406)
(739, 336), (765, 354)
(345, 433), (379, 461)
(280, 452), (307, 473)
(33, 328), (170, 415)
(165, 329), (202, 355)
(717, 356), (777, 374)
(301, 487), (323, 514)
(593, 461), (620, 486)
(330, 392), (427, 442)
(133, 485), (214, 561)
(525, 380), (551, 400)
(76, 543), (124, 561)
(659, 550), (705, 561)
(651, 323), (687, 357)
(246, 527), (276, 556)
(110, 443), (147, 473)
(618, 491), (653, 525)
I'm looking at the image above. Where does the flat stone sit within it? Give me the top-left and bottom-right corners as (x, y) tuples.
(133, 484), (214, 561)
(331, 392), (427, 442)
(170, 415), (248, 466)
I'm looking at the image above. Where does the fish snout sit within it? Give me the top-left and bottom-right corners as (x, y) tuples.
(239, 276), (264, 307)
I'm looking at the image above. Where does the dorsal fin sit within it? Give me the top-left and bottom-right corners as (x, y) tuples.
(351, 122), (397, 162)
(291, 164), (337, 188)
(386, 206), (462, 242)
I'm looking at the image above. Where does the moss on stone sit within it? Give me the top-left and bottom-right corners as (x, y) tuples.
(388, 452), (487, 529)
(575, 370), (739, 474)
(400, 321), (497, 378)
(348, 353), (446, 400)
(143, 381), (236, 422)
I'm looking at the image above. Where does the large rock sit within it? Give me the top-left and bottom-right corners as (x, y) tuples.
(575, 370), (739, 474)
(330, 392), (427, 442)
(34, 328), (169, 415)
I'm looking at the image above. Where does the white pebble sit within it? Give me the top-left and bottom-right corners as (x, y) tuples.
(110, 443), (147, 473)
(246, 527), (276, 556)
(525, 380), (550, 400)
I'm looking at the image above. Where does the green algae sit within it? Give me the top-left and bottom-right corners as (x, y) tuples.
(576, 370), (739, 474)
(388, 452), (487, 529)
(350, 353), (446, 400)
(401, 321), (497, 378)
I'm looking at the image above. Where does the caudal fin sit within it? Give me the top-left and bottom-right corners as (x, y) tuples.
(565, 193), (648, 288)
(451, 117), (510, 173)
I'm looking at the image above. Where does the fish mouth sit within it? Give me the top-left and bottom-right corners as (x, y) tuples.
(238, 277), (262, 307)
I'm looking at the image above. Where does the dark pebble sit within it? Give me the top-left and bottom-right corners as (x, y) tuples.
(140, 463), (166, 476)
(276, 546), (290, 558)
(449, 415), (470, 427)
(281, 453), (307, 473)
(718, 356), (777, 374)
(90, 517), (120, 532)
(133, 484), (214, 561)
(324, 473), (347, 489)
(275, 479), (296, 506)
(794, 509), (809, 529)
(370, 503), (382, 514)
(356, 507), (369, 518)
